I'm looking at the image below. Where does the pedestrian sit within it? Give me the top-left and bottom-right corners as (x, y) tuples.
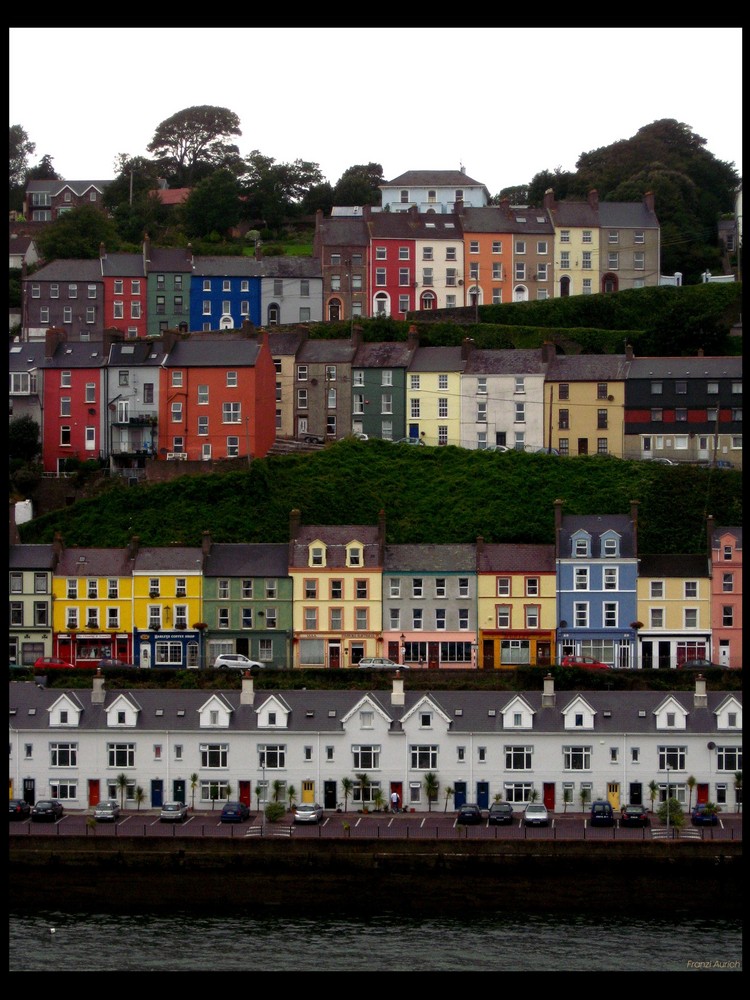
(391, 791), (399, 813)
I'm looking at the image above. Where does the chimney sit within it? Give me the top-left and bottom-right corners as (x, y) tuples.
(241, 319), (256, 338)
(240, 672), (255, 706)
(630, 500), (640, 556)
(289, 508), (302, 563)
(476, 535), (484, 560)
(461, 337), (474, 361)
(128, 535), (140, 560)
(92, 668), (106, 705)
(588, 189), (599, 210)
(541, 673), (556, 708)
(409, 204), (418, 219)
(351, 324), (363, 351)
(407, 324), (419, 350)
(697, 348), (704, 357)
(391, 673), (405, 707)
(644, 191), (655, 214)
(45, 327), (65, 360)
(99, 242), (106, 261)
(543, 188), (556, 211)
(553, 499), (564, 557)
(202, 530), (211, 557)
(52, 532), (65, 558)
(143, 234), (151, 264)
(625, 343), (634, 361)
(377, 509), (386, 560)
(186, 243), (194, 268)
(694, 674), (708, 708)
(706, 515), (715, 558)
(541, 341), (557, 364)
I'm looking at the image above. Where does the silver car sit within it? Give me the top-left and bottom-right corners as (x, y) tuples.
(159, 802), (188, 823)
(94, 799), (121, 822)
(293, 803), (324, 824)
(357, 657), (407, 670)
(524, 803), (549, 827)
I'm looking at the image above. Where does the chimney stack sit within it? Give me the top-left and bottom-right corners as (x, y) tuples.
(588, 189), (599, 210)
(706, 515), (715, 558)
(542, 673), (556, 708)
(92, 668), (106, 705)
(128, 535), (140, 560)
(391, 674), (405, 707)
(694, 675), (708, 708)
(630, 500), (640, 556)
(240, 672), (255, 705)
(553, 499), (564, 557)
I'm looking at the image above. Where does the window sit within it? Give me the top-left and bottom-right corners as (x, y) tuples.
(650, 608), (664, 629)
(201, 744), (229, 768)
(222, 402), (241, 423)
(496, 605), (511, 628)
(564, 746), (592, 770)
(410, 745), (438, 769)
(352, 744), (380, 768)
(722, 606), (733, 627)
(525, 577), (539, 597)
(558, 409), (569, 430)
(574, 603), (589, 628)
(505, 746), (532, 770)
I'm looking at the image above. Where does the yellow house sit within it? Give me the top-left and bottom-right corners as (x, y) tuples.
(406, 345), (468, 446)
(52, 541), (137, 666)
(636, 554), (712, 670)
(132, 544), (205, 669)
(289, 510), (385, 668)
(476, 542), (557, 669)
(544, 353), (628, 457)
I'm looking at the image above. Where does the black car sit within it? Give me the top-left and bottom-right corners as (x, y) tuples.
(590, 801), (615, 827)
(487, 802), (515, 825)
(620, 804), (650, 827)
(456, 803), (483, 825)
(9, 799), (30, 820)
(679, 658), (721, 670)
(31, 799), (64, 822)
(220, 801), (250, 823)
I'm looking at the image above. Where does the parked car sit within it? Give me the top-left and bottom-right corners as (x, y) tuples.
(9, 799), (30, 820)
(302, 433), (325, 445)
(523, 803), (549, 827)
(394, 437), (425, 445)
(590, 801), (615, 827)
(357, 657), (406, 670)
(212, 653), (265, 670)
(97, 657), (136, 669)
(33, 656), (75, 670)
(456, 803), (483, 825)
(159, 802), (188, 823)
(714, 459), (734, 469)
(620, 805), (650, 828)
(649, 457), (677, 465)
(351, 432), (369, 441)
(534, 447), (560, 455)
(220, 801), (250, 823)
(31, 799), (64, 822)
(487, 802), (515, 825)
(93, 800), (121, 822)
(560, 655), (610, 670)
(485, 444), (510, 453)
(679, 658), (721, 670)
(293, 803), (324, 824)
(691, 803), (719, 826)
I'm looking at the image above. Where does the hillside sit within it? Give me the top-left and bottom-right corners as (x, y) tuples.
(18, 439), (742, 554)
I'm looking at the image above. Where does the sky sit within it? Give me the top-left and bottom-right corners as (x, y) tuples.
(9, 27), (743, 194)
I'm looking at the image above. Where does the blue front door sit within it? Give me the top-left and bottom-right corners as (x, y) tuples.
(151, 779), (163, 808)
(477, 782), (489, 809)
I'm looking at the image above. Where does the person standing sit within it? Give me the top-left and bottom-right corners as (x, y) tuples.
(391, 790), (399, 813)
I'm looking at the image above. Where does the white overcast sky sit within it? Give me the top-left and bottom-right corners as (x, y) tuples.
(9, 27), (743, 193)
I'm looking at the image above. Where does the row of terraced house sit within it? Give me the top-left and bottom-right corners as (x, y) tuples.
(9, 506), (742, 672)
(9, 325), (743, 475)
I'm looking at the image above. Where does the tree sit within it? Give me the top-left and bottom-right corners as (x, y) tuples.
(37, 204), (120, 261)
(9, 416), (41, 466)
(687, 775), (697, 812)
(332, 163), (383, 207)
(734, 772), (742, 814)
(341, 777), (353, 812)
(648, 780), (659, 812)
(443, 786), (454, 813)
(300, 181), (334, 216)
(255, 784), (263, 812)
(147, 106), (242, 187)
(26, 154), (59, 182)
(272, 779), (283, 803)
(116, 773), (129, 810)
(355, 772), (370, 810)
(423, 772), (439, 812)
(372, 787), (385, 811)
(657, 797), (684, 829)
(563, 787), (572, 814)
(10, 124), (35, 210)
(287, 784), (297, 810)
(182, 169), (242, 239)
(189, 773), (198, 809)
(241, 150), (324, 229)
(578, 786), (590, 813)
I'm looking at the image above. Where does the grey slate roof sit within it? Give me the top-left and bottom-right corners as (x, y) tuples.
(315, 216), (370, 246)
(352, 341), (416, 367)
(45, 342), (109, 369)
(638, 553), (710, 577)
(9, 681), (740, 738)
(192, 257), (262, 277)
(628, 357), (743, 378)
(9, 544), (56, 570)
(133, 547), (205, 572)
(477, 543), (556, 573)
(463, 348), (546, 376)
(147, 247), (194, 272)
(598, 202), (660, 228)
(27, 259), (102, 281)
(8, 341), (46, 373)
(408, 346), (466, 372)
(100, 253), (146, 277)
(290, 525), (382, 569)
(257, 257), (321, 278)
(368, 213), (463, 239)
(559, 514), (636, 558)
(712, 526), (742, 549)
(296, 339), (358, 363)
(267, 330), (308, 356)
(203, 543), (289, 578)
(385, 170), (486, 187)
(55, 547), (134, 578)
(545, 354), (629, 382)
(384, 544), (477, 572)
(162, 334), (261, 368)
(462, 206), (554, 234)
(25, 179), (112, 196)
(108, 339), (170, 366)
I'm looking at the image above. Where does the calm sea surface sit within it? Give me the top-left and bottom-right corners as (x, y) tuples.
(9, 911), (742, 972)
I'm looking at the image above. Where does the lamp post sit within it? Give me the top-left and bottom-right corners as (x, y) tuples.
(400, 633), (406, 666)
(665, 765), (671, 835)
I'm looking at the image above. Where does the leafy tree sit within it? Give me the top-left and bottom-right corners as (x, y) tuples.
(241, 150), (324, 229)
(147, 105), (242, 187)
(341, 776), (353, 811)
(300, 180), (334, 216)
(526, 167), (576, 206)
(182, 168), (242, 238)
(37, 204), (120, 261)
(26, 154), (60, 181)
(9, 416), (41, 465)
(9, 268), (23, 309)
(657, 797), (684, 828)
(104, 154), (163, 210)
(332, 163), (383, 206)
(10, 124), (35, 209)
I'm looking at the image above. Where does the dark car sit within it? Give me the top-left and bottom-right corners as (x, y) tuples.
(679, 658), (721, 671)
(302, 433), (325, 445)
(620, 805), (650, 828)
(9, 799), (30, 820)
(456, 803), (483, 825)
(691, 803), (719, 826)
(488, 802), (515, 825)
(220, 801), (250, 823)
(31, 799), (64, 822)
(590, 801), (615, 827)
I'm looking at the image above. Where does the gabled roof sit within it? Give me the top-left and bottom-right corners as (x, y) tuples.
(477, 543), (555, 573)
(25, 179), (112, 196)
(267, 330), (308, 356)
(203, 543), (289, 578)
(627, 357), (743, 379)
(559, 514), (636, 558)
(163, 335), (262, 368)
(384, 544), (476, 572)
(384, 169), (488, 195)
(463, 348), (546, 376)
(545, 354), (629, 382)
(598, 202), (659, 228)
(100, 253), (146, 278)
(25, 259), (102, 281)
(9, 544), (56, 570)
(289, 525), (382, 569)
(712, 526), (742, 549)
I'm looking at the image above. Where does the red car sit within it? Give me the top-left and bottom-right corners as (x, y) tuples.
(560, 655), (610, 670)
(33, 656), (75, 670)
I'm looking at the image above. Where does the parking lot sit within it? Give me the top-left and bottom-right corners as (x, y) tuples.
(9, 809), (742, 842)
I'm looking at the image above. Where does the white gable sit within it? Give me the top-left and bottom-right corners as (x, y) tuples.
(562, 695), (596, 730)
(654, 695), (688, 731)
(198, 693), (234, 729)
(256, 694), (290, 728)
(104, 693), (141, 728)
(401, 694), (452, 729)
(48, 693), (83, 728)
(715, 696), (742, 731)
(500, 695), (535, 730)
(342, 694), (393, 727)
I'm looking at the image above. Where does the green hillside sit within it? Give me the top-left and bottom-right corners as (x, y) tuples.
(18, 440), (742, 554)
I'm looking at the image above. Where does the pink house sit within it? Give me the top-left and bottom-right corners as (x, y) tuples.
(708, 518), (742, 669)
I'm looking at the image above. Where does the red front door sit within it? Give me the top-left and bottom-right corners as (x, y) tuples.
(543, 782), (555, 812)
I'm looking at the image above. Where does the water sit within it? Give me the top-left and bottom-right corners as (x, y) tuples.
(9, 911), (742, 971)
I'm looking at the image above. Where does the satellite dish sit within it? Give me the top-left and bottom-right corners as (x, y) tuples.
(707, 742), (716, 750)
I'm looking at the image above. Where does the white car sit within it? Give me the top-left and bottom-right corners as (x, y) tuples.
(357, 657), (407, 670)
(212, 653), (266, 670)
(524, 803), (549, 827)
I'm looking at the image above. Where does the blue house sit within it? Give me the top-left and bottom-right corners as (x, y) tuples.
(554, 500), (640, 669)
(190, 257), (262, 331)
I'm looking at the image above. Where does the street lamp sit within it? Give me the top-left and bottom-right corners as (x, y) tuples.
(665, 765), (671, 835)
(399, 633), (406, 665)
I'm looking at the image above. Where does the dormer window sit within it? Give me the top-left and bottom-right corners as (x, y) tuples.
(60, 711), (68, 724)
(310, 546), (324, 567)
(603, 537), (618, 557)
(117, 711), (126, 725)
(574, 538), (590, 557)
(347, 546), (362, 567)
(268, 712), (277, 726)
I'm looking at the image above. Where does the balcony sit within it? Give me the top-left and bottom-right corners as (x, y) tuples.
(112, 414), (158, 428)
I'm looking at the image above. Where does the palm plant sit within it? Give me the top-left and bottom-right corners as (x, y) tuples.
(734, 772), (742, 813)
(115, 772), (129, 810)
(648, 780), (659, 813)
(272, 778), (283, 803)
(189, 773), (199, 810)
(423, 772), (439, 812)
(134, 786), (145, 811)
(687, 775), (696, 811)
(255, 784), (263, 812)
(563, 787), (572, 814)
(444, 786), (455, 813)
(341, 777), (353, 812)
(355, 772), (370, 810)
(287, 785), (297, 810)
(372, 787), (385, 811)
(578, 786), (590, 813)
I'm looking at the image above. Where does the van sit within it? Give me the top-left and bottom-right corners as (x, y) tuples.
(590, 800), (614, 827)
